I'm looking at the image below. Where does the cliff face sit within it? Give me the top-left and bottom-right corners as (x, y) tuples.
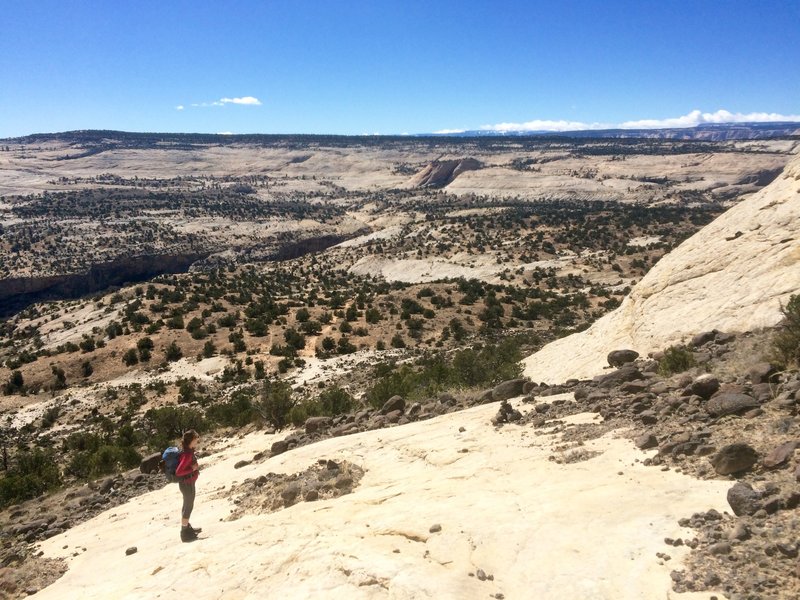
(407, 158), (482, 188)
(523, 153), (800, 383)
(0, 253), (208, 317)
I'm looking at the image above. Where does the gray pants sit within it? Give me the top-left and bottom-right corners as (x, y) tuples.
(179, 481), (195, 520)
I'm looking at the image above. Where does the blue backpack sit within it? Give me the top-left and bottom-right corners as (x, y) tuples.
(162, 447), (183, 483)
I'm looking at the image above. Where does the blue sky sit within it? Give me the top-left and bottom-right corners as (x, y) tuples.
(1, 0), (799, 137)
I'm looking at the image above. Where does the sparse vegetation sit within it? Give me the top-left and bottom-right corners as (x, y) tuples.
(770, 294), (800, 368)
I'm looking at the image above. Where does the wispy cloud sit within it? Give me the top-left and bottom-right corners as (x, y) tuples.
(220, 96), (261, 105)
(185, 96), (262, 108)
(475, 109), (800, 133)
(175, 105), (184, 111)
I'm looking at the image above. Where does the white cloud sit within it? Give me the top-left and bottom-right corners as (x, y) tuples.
(480, 119), (607, 132)
(185, 96), (262, 108)
(219, 96), (261, 105)
(175, 105), (184, 111)
(619, 109), (800, 129)
(433, 128), (467, 134)
(476, 109), (800, 133)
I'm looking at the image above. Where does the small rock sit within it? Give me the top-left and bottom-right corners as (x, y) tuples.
(728, 522), (750, 541)
(429, 523), (442, 533)
(305, 490), (319, 502)
(476, 568), (487, 581)
(125, 546), (137, 556)
(708, 542), (732, 555)
(281, 483), (300, 503)
(233, 460), (251, 469)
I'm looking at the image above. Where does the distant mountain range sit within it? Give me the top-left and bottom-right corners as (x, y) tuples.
(426, 121), (800, 141)
(3, 122), (799, 145)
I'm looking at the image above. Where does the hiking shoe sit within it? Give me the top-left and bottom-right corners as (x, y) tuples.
(180, 526), (198, 543)
(189, 524), (202, 534)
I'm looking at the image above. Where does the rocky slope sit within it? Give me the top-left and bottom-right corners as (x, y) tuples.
(523, 153), (800, 383)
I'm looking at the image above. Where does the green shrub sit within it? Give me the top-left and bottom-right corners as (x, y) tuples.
(206, 388), (257, 427)
(770, 294), (800, 368)
(317, 386), (355, 416)
(253, 380), (294, 429)
(0, 449), (62, 508)
(365, 338), (525, 408)
(165, 341), (183, 362)
(141, 406), (206, 450)
(2, 370), (25, 395)
(122, 348), (139, 366)
(658, 345), (696, 376)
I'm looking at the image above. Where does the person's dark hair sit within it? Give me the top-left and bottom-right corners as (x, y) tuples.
(181, 429), (199, 451)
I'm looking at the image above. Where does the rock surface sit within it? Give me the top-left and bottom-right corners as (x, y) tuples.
(31, 400), (729, 600)
(523, 154), (800, 383)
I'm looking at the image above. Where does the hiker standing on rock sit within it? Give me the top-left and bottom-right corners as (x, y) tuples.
(176, 430), (202, 542)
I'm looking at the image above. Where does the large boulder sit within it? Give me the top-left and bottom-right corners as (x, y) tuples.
(492, 379), (528, 401)
(749, 362), (779, 384)
(706, 392), (759, 417)
(139, 452), (162, 474)
(711, 443), (759, 475)
(607, 349), (639, 368)
(726, 482), (762, 516)
(594, 365), (643, 388)
(691, 330), (718, 348)
(305, 416), (333, 434)
(380, 395), (405, 415)
(690, 374), (720, 400)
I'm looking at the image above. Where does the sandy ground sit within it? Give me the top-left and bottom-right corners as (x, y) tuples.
(33, 395), (729, 600)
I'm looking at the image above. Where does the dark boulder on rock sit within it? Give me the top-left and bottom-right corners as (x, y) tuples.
(706, 392), (759, 417)
(691, 330), (718, 348)
(140, 452), (162, 474)
(270, 439), (289, 456)
(690, 374), (720, 400)
(607, 349), (639, 368)
(635, 433), (659, 450)
(492, 400), (522, 425)
(762, 441), (797, 468)
(305, 416), (333, 434)
(380, 395), (405, 415)
(492, 379), (528, 401)
(727, 482), (762, 516)
(125, 546), (138, 556)
(594, 365), (643, 388)
(711, 443), (759, 475)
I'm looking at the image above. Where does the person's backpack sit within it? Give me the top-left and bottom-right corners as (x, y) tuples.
(161, 446), (183, 483)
